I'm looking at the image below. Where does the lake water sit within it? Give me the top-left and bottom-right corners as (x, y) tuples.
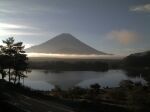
(23, 69), (146, 91)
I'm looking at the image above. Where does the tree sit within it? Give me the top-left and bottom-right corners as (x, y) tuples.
(0, 69), (7, 80)
(0, 37), (29, 83)
(89, 83), (101, 100)
(1, 37), (15, 82)
(0, 48), (9, 80)
(90, 83), (101, 92)
(13, 53), (29, 84)
(12, 41), (29, 84)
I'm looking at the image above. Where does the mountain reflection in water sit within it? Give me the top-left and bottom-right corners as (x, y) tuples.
(23, 69), (146, 90)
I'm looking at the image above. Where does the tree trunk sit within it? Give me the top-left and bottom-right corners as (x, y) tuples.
(14, 71), (17, 84)
(18, 75), (21, 83)
(2, 74), (4, 79)
(8, 67), (11, 82)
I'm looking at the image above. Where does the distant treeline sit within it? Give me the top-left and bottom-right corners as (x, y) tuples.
(29, 60), (110, 71)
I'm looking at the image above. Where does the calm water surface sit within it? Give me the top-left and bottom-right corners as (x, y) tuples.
(23, 69), (146, 90)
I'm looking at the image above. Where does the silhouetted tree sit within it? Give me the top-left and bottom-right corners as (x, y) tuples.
(12, 41), (28, 84)
(89, 83), (101, 100)
(1, 37), (15, 82)
(0, 47), (8, 80)
(0, 69), (7, 79)
(0, 37), (29, 83)
(90, 83), (101, 91)
(13, 53), (29, 84)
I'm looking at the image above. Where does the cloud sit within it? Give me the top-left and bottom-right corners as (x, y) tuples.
(130, 3), (150, 12)
(0, 22), (51, 37)
(0, 7), (67, 15)
(0, 23), (32, 29)
(0, 29), (51, 37)
(0, 0), (68, 15)
(0, 9), (16, 14)
(107, 30), (137, 45)
(0, 23), (34, 36)
(24, 44), (34, 49)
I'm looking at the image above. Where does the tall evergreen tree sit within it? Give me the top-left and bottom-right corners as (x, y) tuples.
(0, 37), (29, 83)
(1, 37), (15, 82)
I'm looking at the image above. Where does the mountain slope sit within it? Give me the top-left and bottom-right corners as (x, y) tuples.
(26, 33), (106, 54)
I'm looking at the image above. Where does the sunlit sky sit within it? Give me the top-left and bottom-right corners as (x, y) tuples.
(0, 0), (150, 55)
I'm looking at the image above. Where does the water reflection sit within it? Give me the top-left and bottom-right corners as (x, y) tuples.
(23, 69), (146, 90)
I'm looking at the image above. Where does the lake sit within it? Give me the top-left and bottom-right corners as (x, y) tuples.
(22, 69), (146, 91)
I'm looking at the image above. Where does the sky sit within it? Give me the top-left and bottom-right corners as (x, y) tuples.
(0, 0), (150, 55)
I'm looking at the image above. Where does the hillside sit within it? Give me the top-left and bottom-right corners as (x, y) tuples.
(123, 51), (150, 68)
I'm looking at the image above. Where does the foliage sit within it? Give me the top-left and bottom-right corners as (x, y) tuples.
(0, 37), (29, 83)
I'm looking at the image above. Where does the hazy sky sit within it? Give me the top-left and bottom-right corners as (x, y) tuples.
(0, 0), (150, 55)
